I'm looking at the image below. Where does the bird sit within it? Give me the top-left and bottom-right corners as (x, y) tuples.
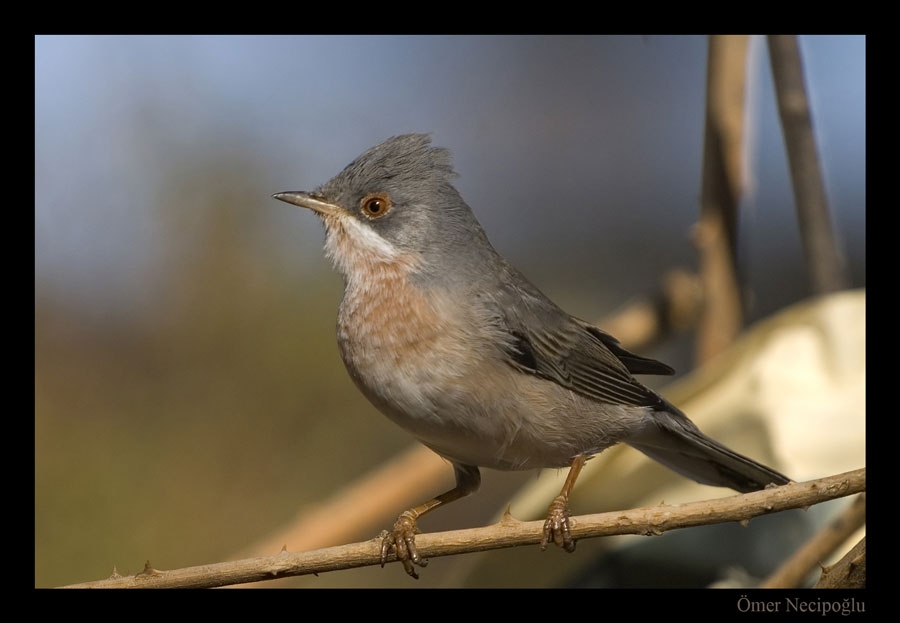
(273, 133), (790, 578)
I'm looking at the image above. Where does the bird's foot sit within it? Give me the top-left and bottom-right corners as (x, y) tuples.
(541, 494), (576, 552)
(380, 510), (427, 578)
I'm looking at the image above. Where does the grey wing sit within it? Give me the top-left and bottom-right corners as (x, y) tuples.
(495, 279), (672, 410)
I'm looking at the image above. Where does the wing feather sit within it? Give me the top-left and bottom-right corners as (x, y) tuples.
(502, 304), (670, 409)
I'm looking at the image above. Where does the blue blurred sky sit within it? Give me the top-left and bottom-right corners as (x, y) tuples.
(35, 35), (865, 321)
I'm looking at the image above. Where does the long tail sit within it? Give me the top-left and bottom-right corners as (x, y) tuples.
(627, 407), (791, 493)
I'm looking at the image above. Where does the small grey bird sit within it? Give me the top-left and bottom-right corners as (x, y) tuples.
(274, 133), (790, 578)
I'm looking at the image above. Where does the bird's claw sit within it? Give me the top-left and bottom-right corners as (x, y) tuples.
(541, 494), (576, 552)
(380, 510), (427, 578)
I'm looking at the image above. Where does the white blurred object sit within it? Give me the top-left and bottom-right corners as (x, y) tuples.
(748, 291), (865, 480)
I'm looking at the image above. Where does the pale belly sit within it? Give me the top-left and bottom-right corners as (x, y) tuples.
(335, 281), (648, 471)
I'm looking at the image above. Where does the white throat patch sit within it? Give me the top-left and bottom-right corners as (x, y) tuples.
(321, 212), (409, 279)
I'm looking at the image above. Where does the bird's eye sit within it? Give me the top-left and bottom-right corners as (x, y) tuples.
(360, 193), (393, 219)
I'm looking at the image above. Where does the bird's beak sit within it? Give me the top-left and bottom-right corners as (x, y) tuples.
(272, 192), (343, 218)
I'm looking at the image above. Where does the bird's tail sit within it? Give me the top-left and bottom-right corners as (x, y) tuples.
(627, 408), (791, 493)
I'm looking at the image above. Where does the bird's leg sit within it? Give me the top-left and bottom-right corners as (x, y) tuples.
(381, 463), (480, 578)
(541, 454), (586, 552)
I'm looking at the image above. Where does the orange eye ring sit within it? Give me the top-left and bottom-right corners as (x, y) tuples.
(360, 193), (393, 219)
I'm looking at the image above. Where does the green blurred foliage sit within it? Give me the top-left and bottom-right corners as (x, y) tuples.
(34, 149), (414, 587)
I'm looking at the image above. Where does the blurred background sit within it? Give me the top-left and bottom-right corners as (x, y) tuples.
(34, 35), (865, 588)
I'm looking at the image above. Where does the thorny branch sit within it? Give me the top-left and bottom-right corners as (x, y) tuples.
(63, 467), (865, 588)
